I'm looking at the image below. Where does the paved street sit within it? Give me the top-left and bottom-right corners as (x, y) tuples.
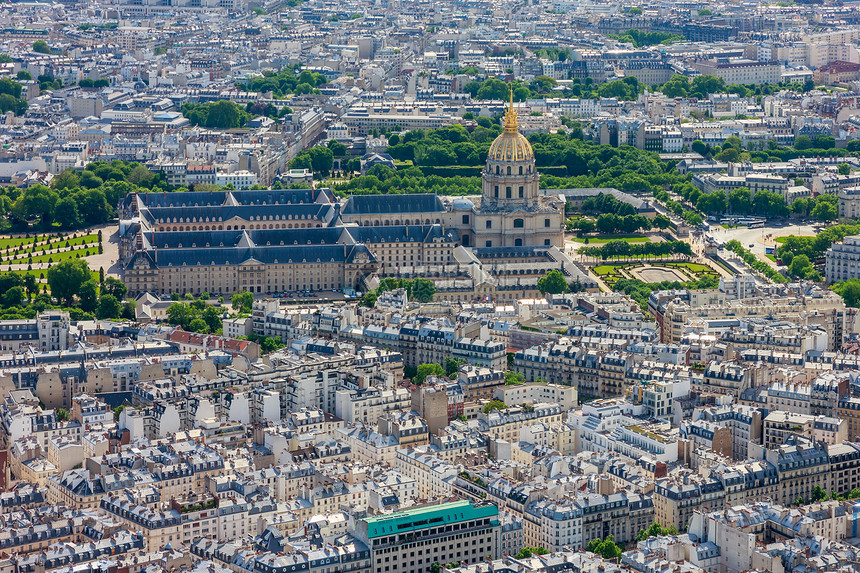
(706, 222), (819, 268)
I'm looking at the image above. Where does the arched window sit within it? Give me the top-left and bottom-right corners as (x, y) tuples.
(519, 166), (523, 175)
(507, 166), (511, 175)
(515, 238), (523, 246)
(513, 219), (524, 228)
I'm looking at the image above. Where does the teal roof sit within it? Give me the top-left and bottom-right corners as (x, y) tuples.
(362, 501), (498, 539)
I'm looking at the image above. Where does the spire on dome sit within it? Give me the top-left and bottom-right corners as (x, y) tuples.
(503, 85), (518, 133)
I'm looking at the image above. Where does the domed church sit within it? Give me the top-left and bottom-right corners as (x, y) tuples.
(340, 89), (565, 250)
(466, 89), (565, 248)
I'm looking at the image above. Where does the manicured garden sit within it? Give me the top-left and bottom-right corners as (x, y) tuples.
(0, 232), (100, 266)
(590, 261), (720, 288)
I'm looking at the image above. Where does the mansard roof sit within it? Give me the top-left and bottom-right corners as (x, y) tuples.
(346, 224), (458, 244)
(341, 193), (445, 215)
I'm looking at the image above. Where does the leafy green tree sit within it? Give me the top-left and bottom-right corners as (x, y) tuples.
(327, 140), (347, 156)
(839, 163), (851, 176)
(74, 188), (111, 224)
(167, 303), (196, 329)
(189, 318), (208, 332)
(482, 400), (507, 414)
(635, 522), (678, 541)
(514, 547), (549, 559)
(833, 279), (860, 307)
(181, 100), (251, 129)
(1, 285), (24, 308)
(127, 164), (155, 186)
(412, 278), (436, 302)
(32, 40), (50, 54)
(504, 371), (525, 385)
(794, 135), (813, 150)
(661, 74), (690, 98)
(414, 363), (445, 384)
(53, 197), (80, 229)
(586, 535), (623, 560)
(811, 201), (838, 221)
(96, 294), (122, 319)
(445, 357), (466, 376)
(231, 290), (254, 313)
(202, 306), (222, 332)
(47, 259), (91, 306)
(728, 187), (752, 214)
(12, 185), (59, 224)
(537, 269), (569, 294)
(102, 277), (127, 300)
(690, 75), (725, 97)
(56, 408), (70, 421)
(16, 70), (30, 80)
(78, 280), (99, 313)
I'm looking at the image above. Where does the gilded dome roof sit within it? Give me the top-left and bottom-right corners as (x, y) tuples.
(488, 131), (534, 162)
(487, 87), (534, 163)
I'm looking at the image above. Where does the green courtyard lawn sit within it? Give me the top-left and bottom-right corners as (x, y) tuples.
(7, 246), (96, 265)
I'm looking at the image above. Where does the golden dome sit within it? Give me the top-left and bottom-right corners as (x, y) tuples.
(487, 87), (534, 163)
(488, 131), (534, 162)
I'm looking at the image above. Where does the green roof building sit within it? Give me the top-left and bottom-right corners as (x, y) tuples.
(354, 500), (500, 573)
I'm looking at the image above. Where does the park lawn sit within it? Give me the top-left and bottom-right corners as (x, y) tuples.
(664, 262), (718, 275)
(766, 254), (778, 262)
(7, 247), (95, 265)
(774, 235), (815, 244)
(0, 234), (99, 257)
(0, 235), (56, 249)
(8, 269), (49, 281)
(592, 264), (628, 276)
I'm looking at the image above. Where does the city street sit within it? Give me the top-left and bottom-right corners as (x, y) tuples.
(707, 222), (819, 268)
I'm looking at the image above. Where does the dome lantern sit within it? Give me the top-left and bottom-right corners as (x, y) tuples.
(487, 86), (534, 163)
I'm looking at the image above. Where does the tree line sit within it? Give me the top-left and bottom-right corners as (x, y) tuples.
(580, 240), (694, 261)
(725, 240), (787, 283)
(0, 259), (134, 323)
(237, 66), (327, 99)
(7, 160), (164, 232)
(359, 276), (437, 307)
(614, 276), (718, 313)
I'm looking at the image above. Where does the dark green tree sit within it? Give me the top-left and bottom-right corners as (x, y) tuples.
(537, 269), (568, 294)
(47, 259), (91, 306)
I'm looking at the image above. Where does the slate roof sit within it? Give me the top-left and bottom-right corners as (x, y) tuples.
(346, 224), (458, 244)
(135, 188), (318, 209)
(143, 203), (336, 223)
(132, 244), (376, 269)
(143, 227), (345, 250)
(341, 193), (445, 215)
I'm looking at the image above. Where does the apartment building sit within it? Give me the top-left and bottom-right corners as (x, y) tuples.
(352, 500), (500, 573)
(826, 234), (860, 283)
